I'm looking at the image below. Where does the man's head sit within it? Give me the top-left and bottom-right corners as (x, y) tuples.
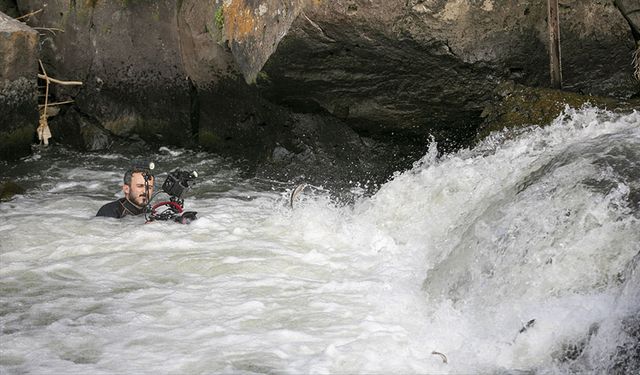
(123, 168), (154, 207)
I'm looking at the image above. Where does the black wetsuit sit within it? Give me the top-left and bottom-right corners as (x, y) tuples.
(96, 198), (145, 218)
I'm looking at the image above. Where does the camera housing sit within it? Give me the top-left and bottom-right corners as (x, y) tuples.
(161, 170), (197, 199)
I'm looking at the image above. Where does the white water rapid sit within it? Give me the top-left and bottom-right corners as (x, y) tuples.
(1, 107), (639, 374)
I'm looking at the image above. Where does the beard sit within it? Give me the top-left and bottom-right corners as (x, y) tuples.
(127, 191), (149, 207)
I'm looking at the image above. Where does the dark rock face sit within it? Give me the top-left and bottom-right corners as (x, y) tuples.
(0, 0), (19, 18)
(615, 0), (640, 41)
(0, 10), (38, 161)
(258, 0), (639, 150)
(554, 253), (640, 374)
(17, 0), (192, 149)
(8, 0), (639, 180)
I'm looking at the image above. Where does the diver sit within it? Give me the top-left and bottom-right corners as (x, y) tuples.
(96, 166), (154, 218)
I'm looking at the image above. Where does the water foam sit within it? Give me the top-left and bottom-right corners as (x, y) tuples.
(1, 107), (638, 374)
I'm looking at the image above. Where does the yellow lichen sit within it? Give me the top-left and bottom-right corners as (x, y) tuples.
(223, 0), (256, 41)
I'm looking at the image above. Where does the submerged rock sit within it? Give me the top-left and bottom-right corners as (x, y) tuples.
(0, 179), (25, 200)
(610, 313), (640, 374)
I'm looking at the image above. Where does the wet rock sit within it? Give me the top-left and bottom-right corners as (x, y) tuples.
(258, 0), (639, 150)
(610, 313), (640, 374)
(47, 107), (113, 151)
(17, 0), (193, 148)
(554, 313), (640, 374)
(0, 10), (38, 161)
(256, 111), (412, 189)
(552, 323), (600, 364)
(0, 179), (25, 200)
(552, 253), (640, 374)
(477, 82), (640, 140)
(615, 0), (640, 41)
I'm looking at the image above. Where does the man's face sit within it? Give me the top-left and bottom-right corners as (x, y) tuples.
(123, 172), (154, 207)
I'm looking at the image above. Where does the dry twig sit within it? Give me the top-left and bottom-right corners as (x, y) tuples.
(38, 100), (75, 108)
(37, 74), (83, 86)
(634, 45), (640, 81)
(15, 8), (43, 21)
(34, 27), (64, 35)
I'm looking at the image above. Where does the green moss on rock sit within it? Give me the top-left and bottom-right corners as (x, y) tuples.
(478, 82), (640, 140)
(0, 180), (26, 201)
(132, 119), (192, 147)
(214, 6), (224, 31)
(198, 129), (221, 151)
(0, 126), (33, 161)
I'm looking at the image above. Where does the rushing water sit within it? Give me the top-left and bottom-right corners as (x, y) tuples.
(1, 107), (639, 374)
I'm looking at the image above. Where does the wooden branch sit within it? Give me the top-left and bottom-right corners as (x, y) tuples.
(634, 45), (640, 81)
(38, 100), (75, 108)
(38, 74), (83, 86)
(34, 27), (65, 35)
(15, 8), (43, 21)
(37, 59), (51, 145)
(38, 60), (50, 116)
(548, 0), (562, 89)
(36, 59), (82, 149)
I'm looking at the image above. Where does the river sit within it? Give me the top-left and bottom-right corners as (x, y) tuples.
(1, 106), (639, 374)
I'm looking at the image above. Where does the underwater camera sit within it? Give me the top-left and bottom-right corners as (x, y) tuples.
(162, 170), (198, 199)
(146, 167), (199, 224)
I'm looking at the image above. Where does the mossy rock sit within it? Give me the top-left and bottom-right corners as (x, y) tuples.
(0, 126), (34, 161)
(477, 82), (640, 140)
(0, 180), (26, 201)
(214, 6), (224, 31)
(132, 119), (193, 147)
(198, 129), (222, 152)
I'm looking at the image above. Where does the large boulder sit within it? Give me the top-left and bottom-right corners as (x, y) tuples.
(0, 10), (38, 161)
(17, 0), (192, 148)
(257, 0), (639, 149)
(615, 0), (640, 41)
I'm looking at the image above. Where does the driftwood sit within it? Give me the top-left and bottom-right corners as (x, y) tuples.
(634, 45), (640, 81)
(37, 60), (51, 145)
(15, 8), (43, 21)
(34, 27), (64, 35)
(547, 0), (562, 88)
(37, 74), (82, 86)
(37, 60), (83, 145)
(38, 100), (75, 108)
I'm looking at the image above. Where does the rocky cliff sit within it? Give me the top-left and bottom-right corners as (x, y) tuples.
(2, 0), (638, 182)
(0, 10), (38, 160)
